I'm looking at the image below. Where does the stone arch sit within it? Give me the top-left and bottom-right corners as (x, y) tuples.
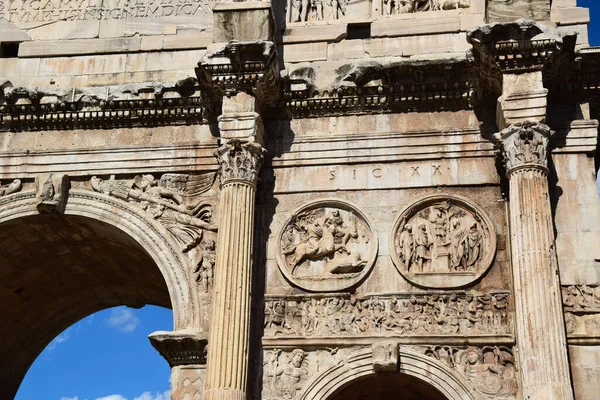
(0, 189), (199, 398)
(298, 346), (475, 400)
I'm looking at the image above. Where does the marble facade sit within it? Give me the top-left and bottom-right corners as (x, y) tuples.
(0, 0), (599, 399)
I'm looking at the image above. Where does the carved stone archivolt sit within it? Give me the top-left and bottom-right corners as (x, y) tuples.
(264, 291), (512, 338)
(390, 195), (497, 289)
(422, 345), (518, 398)
(276, 199), (378, 292)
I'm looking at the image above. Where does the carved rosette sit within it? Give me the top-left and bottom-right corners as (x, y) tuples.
(215, 140), (265, 187)
(390, 194), (497, 289)
(493, 121), (552, 176)
(276, 199), (378, 292)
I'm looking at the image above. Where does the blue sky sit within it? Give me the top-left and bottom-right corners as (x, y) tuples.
(15, 306), (173, 400)
(14, 4), (600, 400)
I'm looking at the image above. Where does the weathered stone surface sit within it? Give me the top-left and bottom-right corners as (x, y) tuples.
(0, 1), (599, 399)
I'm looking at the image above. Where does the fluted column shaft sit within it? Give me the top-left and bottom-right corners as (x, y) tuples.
(496, 122), (573, 400)
(204, 141), (264, 400)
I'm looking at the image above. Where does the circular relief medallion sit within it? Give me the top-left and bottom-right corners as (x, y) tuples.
(390, 195), (496, 289)
(277, 199), (378, 292)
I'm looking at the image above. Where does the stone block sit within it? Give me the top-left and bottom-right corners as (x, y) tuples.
(284, 42), (328, 63)
(27, 21), (100, 41)
(371, 14), (460, 38)
(365, 34), (456, 57)
(372, 341), (399, 372)
(141, 35), (164, 51)
(19, 37), (142, 58)
(162, 33), (212, 50)
(282, 24), (346, 44)
(551, 7), (590, 25)
(328, 39), (364, 60)
(212, 2), (274, 43)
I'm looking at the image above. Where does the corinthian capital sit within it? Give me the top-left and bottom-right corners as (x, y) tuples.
(493, 121), (552, 175)
(215, 140), (265, 186)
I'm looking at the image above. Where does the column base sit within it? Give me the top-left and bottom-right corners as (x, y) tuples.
(203, 387), (246, 400)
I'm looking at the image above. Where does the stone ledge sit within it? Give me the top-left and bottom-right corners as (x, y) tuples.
(18, 34), (211, 58)
(551, 7), (590, 26)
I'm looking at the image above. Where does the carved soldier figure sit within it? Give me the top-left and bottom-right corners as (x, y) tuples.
(330, 0), (347, 19)
(449, 219), (467, 270)
(398, 224), (415, 269)
(292, 0), (310, 21)
(414, 223), (432, 272)
(465, 221), (482, 269)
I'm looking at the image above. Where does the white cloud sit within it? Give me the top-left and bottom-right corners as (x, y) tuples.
(133, 390), (170, 400)
(47, 328), (72, 351)
(96, 395), (127, 400)
(106, 308), (140, 333)
(60, 397), (79, 400)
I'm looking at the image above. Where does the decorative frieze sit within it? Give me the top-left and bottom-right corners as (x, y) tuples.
(390, 194), (496, 289)
(264, 291), (512, 338)
(563, 285), (600, 338)
(276, 199), (378, 292)
(0, 80), (212, 131)
(381, 0), (469, 16)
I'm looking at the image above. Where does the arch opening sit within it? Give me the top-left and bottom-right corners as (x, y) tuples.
(0, 213), (174, 398)
(328, 372), (448, 400)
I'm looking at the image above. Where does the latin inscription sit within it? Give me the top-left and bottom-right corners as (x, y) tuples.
(0, 0), (218, 24)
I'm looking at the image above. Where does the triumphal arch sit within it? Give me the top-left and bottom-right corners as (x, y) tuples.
(1, 0), (599, 399)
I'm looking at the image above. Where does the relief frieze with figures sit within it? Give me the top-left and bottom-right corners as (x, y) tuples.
(264, 291), (513, 339)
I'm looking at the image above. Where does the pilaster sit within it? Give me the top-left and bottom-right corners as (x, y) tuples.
(494, 121), (574, 400)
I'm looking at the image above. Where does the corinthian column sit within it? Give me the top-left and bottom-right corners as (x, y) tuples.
(204, 139), (264, 400)
(494, 122), (574, 400)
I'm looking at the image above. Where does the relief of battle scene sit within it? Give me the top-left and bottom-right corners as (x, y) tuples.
(288, 0), (371, 23)
(264, 291), (512, 338)
(391, 195), (496, 289)
(381, 0), (470, 15)
(277, 200), (377, 292)
(90, 173), (218, 293)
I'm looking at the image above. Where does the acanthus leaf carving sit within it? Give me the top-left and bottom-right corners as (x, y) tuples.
(264, 291), (512, 338)
(422, 345), (518, 398)
(493, 121), (552, 174)
(215, 140), (265, 186)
